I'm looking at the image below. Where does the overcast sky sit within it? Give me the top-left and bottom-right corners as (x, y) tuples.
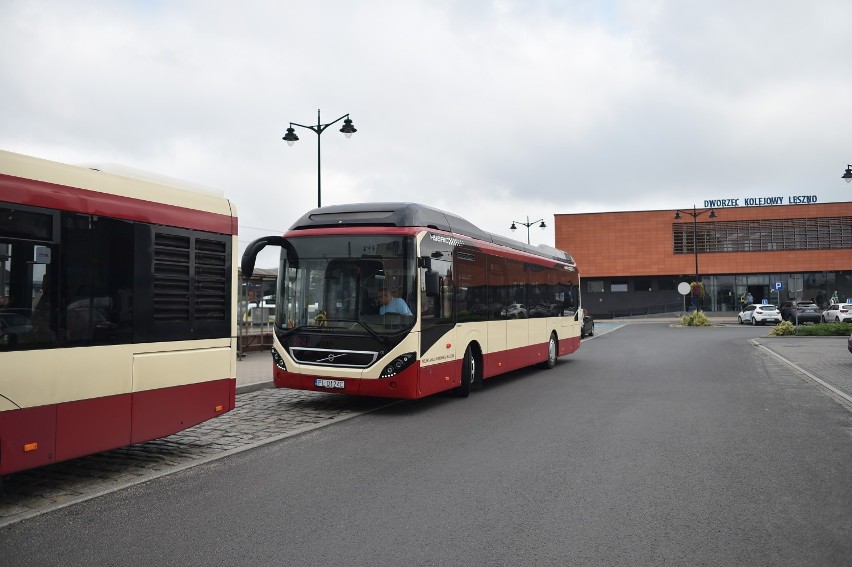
(2, 1), (851, 267)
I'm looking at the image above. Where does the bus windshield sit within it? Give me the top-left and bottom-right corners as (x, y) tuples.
(277, 234), (417, 335)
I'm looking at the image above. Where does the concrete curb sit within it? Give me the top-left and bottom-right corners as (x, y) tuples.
(236, 381), (274, 395)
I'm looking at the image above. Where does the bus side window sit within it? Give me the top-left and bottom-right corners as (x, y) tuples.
(0, 205), (58, 350)
(62, 214), (134, 345)
(420, 259), (453, 327)
(487, 256), (508, 321)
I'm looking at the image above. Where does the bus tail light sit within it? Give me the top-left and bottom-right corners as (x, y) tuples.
(380, 352), (417, 378)
(24, 443), (38, 452)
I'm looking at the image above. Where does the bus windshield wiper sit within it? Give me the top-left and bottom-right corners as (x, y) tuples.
(352, 320), (387, 345)
(284, 319), (388, 346)
(321, 318), (388, 345)
(280, 324), (311, 336)
(283, 318), (388, 345)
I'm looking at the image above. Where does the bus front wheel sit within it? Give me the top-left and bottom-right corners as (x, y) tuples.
(540, 332), (558, 369)
(453, 345), (480, 397)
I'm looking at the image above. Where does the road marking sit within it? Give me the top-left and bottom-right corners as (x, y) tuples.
(582, 322), (625, 340)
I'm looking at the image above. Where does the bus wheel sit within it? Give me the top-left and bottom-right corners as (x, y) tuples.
(541, 332), (558, 369)
(453, 345), (479, 397)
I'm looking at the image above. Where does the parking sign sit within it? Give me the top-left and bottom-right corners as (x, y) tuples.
(774, 281), (783, 291)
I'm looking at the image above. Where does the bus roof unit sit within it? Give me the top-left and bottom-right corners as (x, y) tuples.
(289, 202), (574, 265)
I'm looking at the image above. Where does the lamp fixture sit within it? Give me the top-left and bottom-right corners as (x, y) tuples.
(510, 216), (547, 244)
(282, 109), (357, 208)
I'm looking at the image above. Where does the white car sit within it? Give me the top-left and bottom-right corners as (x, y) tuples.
(500, 303), (528, 319)
(738, 304), (782, 326)
(822, 303), (852, 323)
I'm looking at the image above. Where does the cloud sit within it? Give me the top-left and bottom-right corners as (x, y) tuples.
(2, 0), (852, 267)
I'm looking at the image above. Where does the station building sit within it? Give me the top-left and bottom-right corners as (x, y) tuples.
(554, 199), (852, 318)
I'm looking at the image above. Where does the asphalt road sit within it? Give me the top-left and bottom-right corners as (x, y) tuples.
(2, 323), (852, 566)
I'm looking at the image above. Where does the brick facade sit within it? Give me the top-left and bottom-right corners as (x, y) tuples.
(555, 202), (852, 277)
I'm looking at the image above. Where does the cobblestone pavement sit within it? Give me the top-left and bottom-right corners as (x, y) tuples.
(0, 385), (394, 527)
(2, 330), (851, 528)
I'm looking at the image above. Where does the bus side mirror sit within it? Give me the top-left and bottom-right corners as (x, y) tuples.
(241, 236), (287, 279)
(425, 270), (440, 297)
(418, 256), (432, 270)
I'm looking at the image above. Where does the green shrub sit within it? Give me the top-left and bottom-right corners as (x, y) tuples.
(768, 321), (852, 336)
(791, 322), (852, 336)
(769, 321), (796, 336)
(681, 310), (711, 326)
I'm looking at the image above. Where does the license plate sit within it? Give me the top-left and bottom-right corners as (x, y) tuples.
(315, 378), (345, 389)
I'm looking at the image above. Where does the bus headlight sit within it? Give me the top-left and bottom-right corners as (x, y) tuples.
(271, 347), (287, 370)
(380, 352), (417, 378)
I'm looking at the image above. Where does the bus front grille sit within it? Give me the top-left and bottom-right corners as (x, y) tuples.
(289, 347), (378, 368)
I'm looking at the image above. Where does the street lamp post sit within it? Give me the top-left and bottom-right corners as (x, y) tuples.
(842, 164), (852, 183)
(510, 216), (546, 244)
(282, 109), (357, 208)
(674, 205), (717, 281)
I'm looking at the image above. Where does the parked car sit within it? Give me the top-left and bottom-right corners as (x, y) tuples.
(581, 309), (594, 338)
(848, 332), (852, 355)
(0, 309), (34, 344)
(500, 303), (528, 319)
(738, 304), (782, 326)
(470, 303), (503, 318)
(780, 300), (821, 324)
(737, 305), (754, 324)
(821, 303), (852, 323)
(530, 303), (562, 318)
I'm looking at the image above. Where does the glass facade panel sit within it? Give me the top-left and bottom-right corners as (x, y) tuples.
(697, 272), (849, 312)
(673, 217), (852, 253)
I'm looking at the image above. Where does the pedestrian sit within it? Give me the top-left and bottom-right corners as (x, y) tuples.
(739, 293), (747, 312)
(831, 290), (839, 305)
(746, 291), (754, 305)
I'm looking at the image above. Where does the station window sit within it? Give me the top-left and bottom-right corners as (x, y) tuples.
(587, 280), (604, 293)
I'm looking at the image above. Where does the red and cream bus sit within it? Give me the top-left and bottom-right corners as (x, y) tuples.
(0, 150), (237, 475)
(241, 203), (581, 399)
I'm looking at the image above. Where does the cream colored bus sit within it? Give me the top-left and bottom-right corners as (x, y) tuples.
(241, 203), (581, 399)
(0, 150), (237, 475)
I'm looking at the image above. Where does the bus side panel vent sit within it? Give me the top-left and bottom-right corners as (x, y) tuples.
(153, 232), (192, 322)
(135, 226), (232, 342)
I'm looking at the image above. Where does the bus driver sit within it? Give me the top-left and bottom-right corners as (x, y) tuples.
(377, 289), (412, 316)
